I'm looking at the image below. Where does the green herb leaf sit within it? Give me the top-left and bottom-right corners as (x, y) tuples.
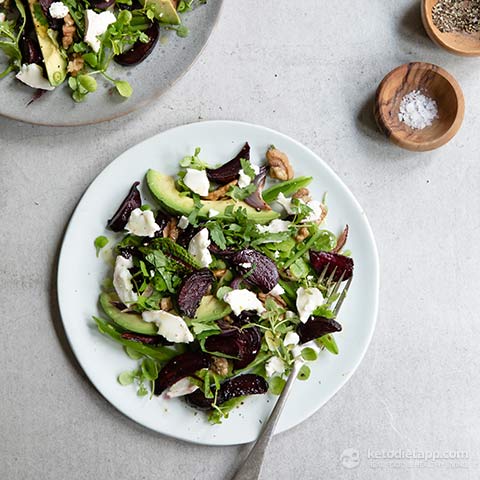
(262, 176), (312, 203)
(208, 222), (227, 250)
(297, 364), (311, 381)
(317, 334), (339, 355)
(141, 358), (158, 381)
(115, 80), (133, 98)
(118, 371), (135, 385)
(125, 346), (143, 360)
(269, 376), (286, 395)
(94, 235), (109, 256)
(301, 347), (318, 362)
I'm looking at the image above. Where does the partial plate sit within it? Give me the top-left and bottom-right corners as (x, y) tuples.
(57, 120), (379, 445)
(0, 2), (222, 126)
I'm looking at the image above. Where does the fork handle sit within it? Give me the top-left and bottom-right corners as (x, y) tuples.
(230, 361), (302, 480)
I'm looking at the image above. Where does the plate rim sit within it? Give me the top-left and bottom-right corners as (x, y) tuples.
(57, 119), (380, 445)
(0, 2), (224, 127)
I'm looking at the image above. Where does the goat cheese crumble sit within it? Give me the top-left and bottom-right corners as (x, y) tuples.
(125, 208), (160, 237)
(223, 289), (266, 316)
(188, 228), (212, 267)
(113, 255), (138, 304)
(142, 310), (194, 343)
(183, 168), (210, 197)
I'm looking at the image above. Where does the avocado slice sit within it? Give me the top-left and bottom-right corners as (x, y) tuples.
(139, 0), (180, 25)
(27, 0), (67, 86)
(146, 170), (280, 225)
(191, 294), (231, 322)
(100, 292), (157, 334)
(100, 292), (231, 334)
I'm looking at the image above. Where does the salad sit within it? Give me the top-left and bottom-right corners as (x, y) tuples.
(93, 142), (354, 424)
(0, 0), (204, 102)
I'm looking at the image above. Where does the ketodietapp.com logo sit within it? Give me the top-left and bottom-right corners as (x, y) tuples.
(340, 448), (470, 470)
(340, 448), (360, 469)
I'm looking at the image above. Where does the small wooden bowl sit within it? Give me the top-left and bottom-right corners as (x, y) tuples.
(374, 62), (465, 152)
(421, 0), (480, 56)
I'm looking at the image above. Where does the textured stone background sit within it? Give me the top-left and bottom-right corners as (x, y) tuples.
(1, 1), (479, 479)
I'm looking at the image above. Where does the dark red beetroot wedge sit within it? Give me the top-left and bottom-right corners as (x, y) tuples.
(204, 325), (261, 369)
(206, 143), (250, 184)
(115, 23), (159, 66)
(244, 165), (271, 211)
(178, 269), (215, 317)
(231, 249), (279, 293)
(186, 374), (268, 410)
(107, 182), (141, 232)
(297, 316), (342, 344)
(121, 332), (168, 345)
(154, 351), (211, 395)
(91, 0), (115, 9)
(309, 251), (354, 281)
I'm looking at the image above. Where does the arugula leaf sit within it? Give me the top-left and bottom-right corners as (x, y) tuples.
(262, 176), (312, 203)
(227, 183), (256, 201)
(208, 397), (245, 424)
(240, 158), (256, 179)
(180, 147), (208, 170)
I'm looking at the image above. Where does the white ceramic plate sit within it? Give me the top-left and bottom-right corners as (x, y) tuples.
(57, 120), (379, 446)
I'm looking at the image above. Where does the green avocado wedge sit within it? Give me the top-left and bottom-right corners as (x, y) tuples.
(100, 292), (231, 334)
(191, 295), (231, 322)
(146, 170), (280, 224)
(139, 0), (180, 24)
(27, 0), (67, 86)
(100, 292), (157, 334)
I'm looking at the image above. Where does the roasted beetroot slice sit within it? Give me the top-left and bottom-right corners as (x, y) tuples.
(178, 269), (215, 317)
(231, 249), (279, 292)
(309, 250), (354, 281)
(115, 23), (159, 66)
(217, 374), (268, 404)
(121, 332), (167, 345)
(204, 325), (261, 369)
(186, 374), (268, 410)
(206, 142), (250, 184)
(297, 316), (342, 344)
(244, 165), (271, 211)
(185, 388), (214, 410)
(154, 351), (211, 395)
(107, 182), (141, 232)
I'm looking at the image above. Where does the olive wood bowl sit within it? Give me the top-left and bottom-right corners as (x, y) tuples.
(374, 62), (465, 152)
(421, 0), (480, 56)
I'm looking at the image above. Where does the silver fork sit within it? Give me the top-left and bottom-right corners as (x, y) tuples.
(230, 270), (352, 480)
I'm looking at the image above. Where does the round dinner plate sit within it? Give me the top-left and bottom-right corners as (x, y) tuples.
(0, 2), (222, 126)
(57, 120), (379, 446)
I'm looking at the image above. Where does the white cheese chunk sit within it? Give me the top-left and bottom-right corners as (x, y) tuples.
(113, 255), (138, 304)
(183, 168), (210, 197)
(142, 310), (194, 343)
(84, 10), (116, 53)
(165, 378), (199, 399)
(188, 228), (212, 268)
(223, 289), (266, 316)
(296, 286), (325, 323)
(178, 215), (189, 230)
(302, 200), (324, 224)
(257, 219), (291, 234)
(238, 168), (251, 188)
(208, 208), (219, 218)
(49, 1), (69, 18)
(0, 12), (6, 21)
(283, 331), (300, 347)
(269, 284), (285, 296)
(265, 356), (285, 377)
(16, 64), (55, 91)
(276, 192), (295, 214)
(125, 208), (160, 237)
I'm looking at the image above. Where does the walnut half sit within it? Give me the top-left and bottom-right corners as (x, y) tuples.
(210, 357), (229, 376)
(266, 146), (294, 181)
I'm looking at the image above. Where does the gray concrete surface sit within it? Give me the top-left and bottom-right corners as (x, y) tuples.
(1, 1), (479, 479)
